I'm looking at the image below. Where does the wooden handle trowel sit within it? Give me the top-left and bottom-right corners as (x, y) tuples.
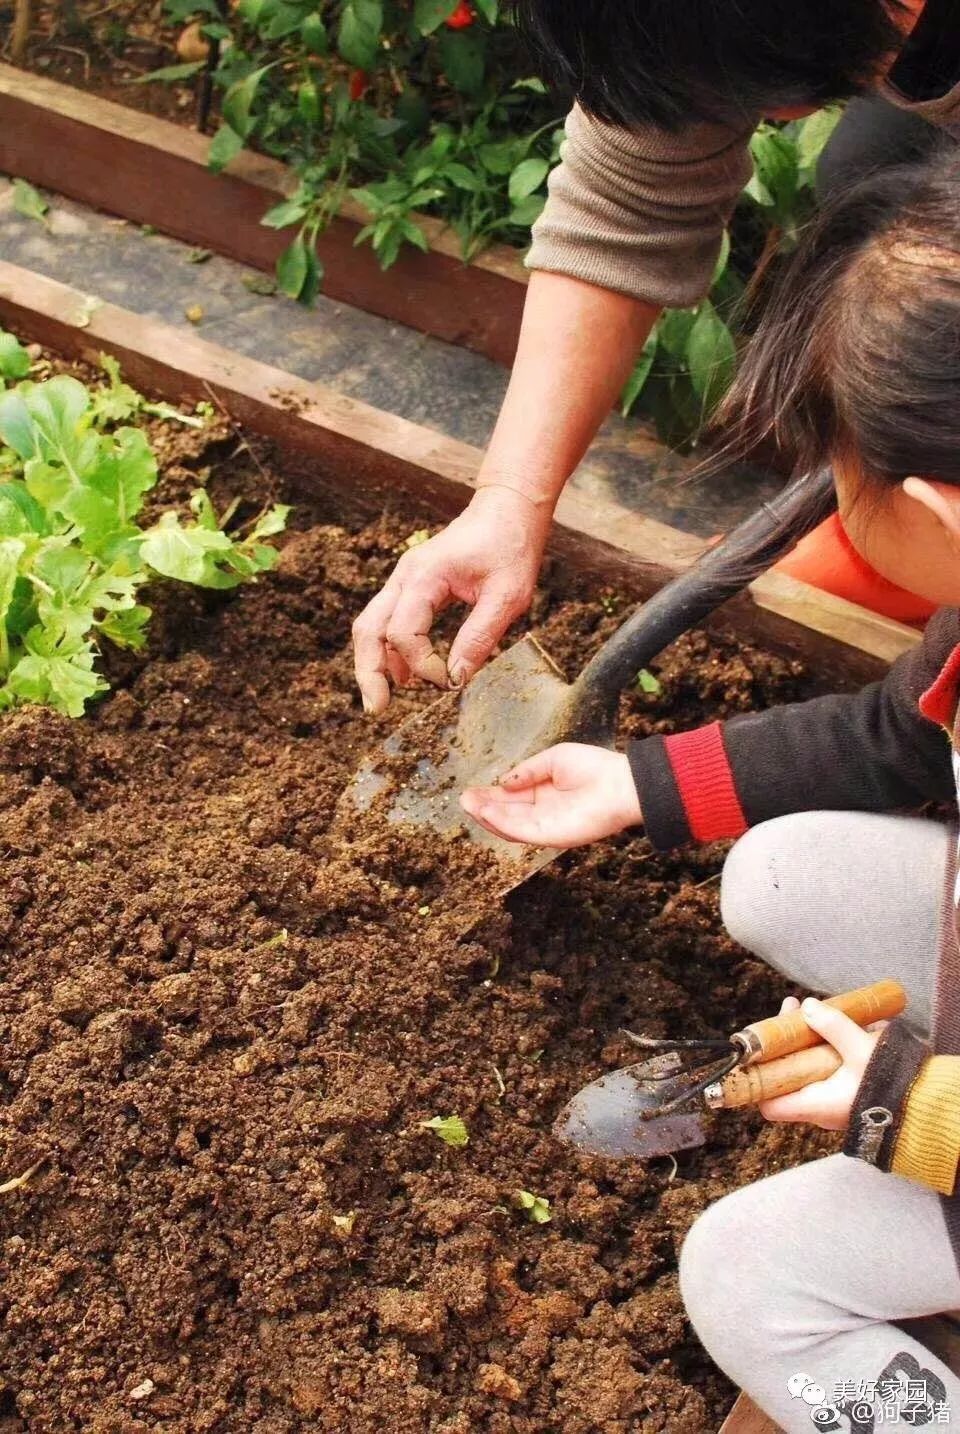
(554, 981), (907, 1159)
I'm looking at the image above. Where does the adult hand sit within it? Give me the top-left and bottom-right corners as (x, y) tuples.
(758, 997), (885, 1131)
(460, 743), (643, 848)
(352, 485), (550, 715)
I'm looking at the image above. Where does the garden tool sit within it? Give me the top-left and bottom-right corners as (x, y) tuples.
(340, 467), (836, 910)
(554, 979), (906, 1160)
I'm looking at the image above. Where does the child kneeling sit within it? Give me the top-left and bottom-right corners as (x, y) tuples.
(462, 149), (960, 1431)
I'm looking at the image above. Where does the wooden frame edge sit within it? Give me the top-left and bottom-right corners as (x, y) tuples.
(0, 63), (527, 365)
(0, 260), (920, 686)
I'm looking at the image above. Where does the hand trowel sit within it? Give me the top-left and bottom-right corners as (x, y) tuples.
(554, 980), (906, 1159)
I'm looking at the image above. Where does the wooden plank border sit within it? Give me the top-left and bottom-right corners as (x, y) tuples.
(0, 261), (919, 687)
(0, 64), (527, 366)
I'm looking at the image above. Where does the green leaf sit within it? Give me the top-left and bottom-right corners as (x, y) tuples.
(438, 28), (485, 93)
(0, 392), (40, 462)
(620, 330), (658, 417)
(140, 510), (237, 587)
(262, 196), (311, 229)
(796, 106), (841, 176)
(8, 629), (105, 718)
(507, 194), (545, 227)
(399, 219), (429, 252)
(686, 300), (737, 411)
(300, 12), (328, 52)
(59, 428), (158, 550)
(98, 603), (151, 651)
(164, 0), (221, 18)
(419, 1115), (469, 1147)
(0, 368), (292, 717)
(474, 0), (498, 19)
(413, 0), (458, 34)
(131, 60), (206, 83)
(5, 378), (93, 485)
(265, 1), (313, 38)
(748, 127), (798, 220)
(657, 308), (697, 361)
(0, 537), (25, 653)
(208, 123), (245, 174)
(508, 156), (548, 204)
(478, 139), (521, 175)
(298, 244), (323, 307)
(297, 78), (321, 126)
(513, 1189), (552, 1224)
(711, 229), (731, 288)
(12, 180), (49, 227)
(0, 332), (31, 382)
(337, 0), (382, 69)
(188, 489), (220, 531)
(0, 481), (46, 537)
(442, 161), (481, 191)
(247, 503), (291, 540)
(90, 354), (141, 426)
(637, 668), (662, 695)
(276, 234), (309, 299)
(222, 64), (274, 139)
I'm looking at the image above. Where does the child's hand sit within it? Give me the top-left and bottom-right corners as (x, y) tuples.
(459, 743), (642, 848)
(758, 996), (885, 1131)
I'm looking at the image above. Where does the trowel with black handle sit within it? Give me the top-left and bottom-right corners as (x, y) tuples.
(339, 467), (836, 924)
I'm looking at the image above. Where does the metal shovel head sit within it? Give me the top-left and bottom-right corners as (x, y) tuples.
(554, 1054), (707, 1159)
(339, 634), (578, 896)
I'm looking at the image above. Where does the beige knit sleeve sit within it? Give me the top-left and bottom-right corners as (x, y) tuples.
(527, 103), (758, 308)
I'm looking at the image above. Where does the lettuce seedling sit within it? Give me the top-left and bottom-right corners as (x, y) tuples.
(0, 370), (289, 717)
(0, 332), (30, 383)
(419, 1115), (469, 1148)
(513, 1189), (551, 1224)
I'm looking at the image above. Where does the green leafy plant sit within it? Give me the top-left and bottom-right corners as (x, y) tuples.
(621, 107), (842, 447)
(11, 178), (50, 227)
(0, 348), (288, 717)
(154, 0), (560, 302)
(419, 1114), (469, 1147)
(513, 1188), (551, 1224)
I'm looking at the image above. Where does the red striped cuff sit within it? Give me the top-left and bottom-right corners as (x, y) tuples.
(663, 722), (748, 844)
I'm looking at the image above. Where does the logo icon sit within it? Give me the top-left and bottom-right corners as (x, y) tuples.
(787, 1374), (841, 1426)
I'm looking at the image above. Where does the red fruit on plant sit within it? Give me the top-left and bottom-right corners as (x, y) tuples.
(349, 69), (368, 101)
(445, 1), (474, 27)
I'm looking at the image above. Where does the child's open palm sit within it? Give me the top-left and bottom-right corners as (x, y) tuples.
(459, 743), (643, 848)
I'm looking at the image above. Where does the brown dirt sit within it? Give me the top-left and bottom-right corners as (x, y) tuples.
(19, 2), (200, 126)
(0, 397), (836, 1432)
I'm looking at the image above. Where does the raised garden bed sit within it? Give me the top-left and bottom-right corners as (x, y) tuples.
(0, 261), (921, 690)
(0, 65), (528, 366)
(0, 335), (842, 1434)
(0, 265), (922, 1430)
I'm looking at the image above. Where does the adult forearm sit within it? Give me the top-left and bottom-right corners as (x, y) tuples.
(477, 271), (659, 511)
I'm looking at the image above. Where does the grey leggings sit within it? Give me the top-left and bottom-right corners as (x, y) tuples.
(680, 812), (960, 1432)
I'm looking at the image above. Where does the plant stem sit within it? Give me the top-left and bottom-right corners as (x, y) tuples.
(11, 0), (31, 63)
(196, 0), (230, 134)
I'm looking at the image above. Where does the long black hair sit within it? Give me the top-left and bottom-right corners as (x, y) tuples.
(512, 0), (910, 130)
(699, 142), (960, 580)
(717, 144), (960, 487)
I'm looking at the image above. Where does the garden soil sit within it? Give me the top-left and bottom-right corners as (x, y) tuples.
(26, 3), (207, 126)
(0, 388), (836, 1433)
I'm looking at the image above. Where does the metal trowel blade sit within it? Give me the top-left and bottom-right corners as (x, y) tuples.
(553, 1054), (707, 1159)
